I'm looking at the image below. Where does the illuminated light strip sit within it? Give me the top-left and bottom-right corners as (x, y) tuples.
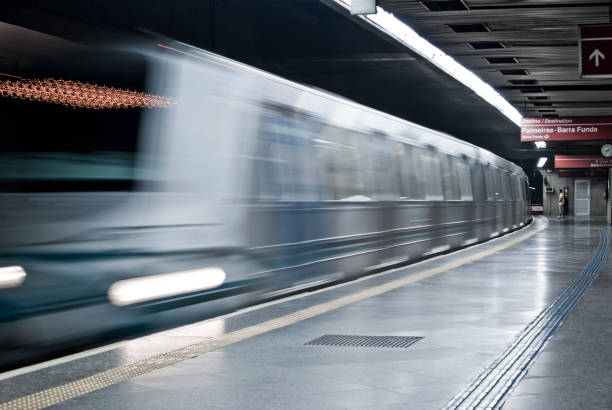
(534, 141), (547, 149)
(0, 218), (546, 410)
(108, 267), (227, 306)
(0, 78), (178, 110)
(537, 157), (548, 168)
(0, 266), (26, 289)
(331, 1), (522, 126)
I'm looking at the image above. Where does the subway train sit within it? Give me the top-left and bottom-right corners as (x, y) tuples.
(0, 25), (530, 361)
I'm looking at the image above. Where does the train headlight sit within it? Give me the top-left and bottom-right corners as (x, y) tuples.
(108, 267), (226, 306)
(0, 266), (27, 288)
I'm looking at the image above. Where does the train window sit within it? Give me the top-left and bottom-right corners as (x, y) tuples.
(494, 169), (504, 201)
(511, 175), (520, 201)
(457, 160), (473, 201)
(484, 167), (496, 201)
(254, 112), (319, 201)
(0, 51), (154, 192)
(441, 155), (461, 200)
(509, 174), (518, 200)
(422, 150), (443, 201)
(368, 137), (396, 200)
(314, 126), (370, 201)
(502, 172), (512, 201)
(515, 176), (524, 201)
(397, 145), (426, 200)
(253, 136), (283, 200)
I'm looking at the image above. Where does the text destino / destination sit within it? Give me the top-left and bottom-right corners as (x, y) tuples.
(522, 118), (573, 125)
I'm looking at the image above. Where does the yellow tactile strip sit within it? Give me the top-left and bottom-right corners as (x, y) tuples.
(0, 218), (548, 410)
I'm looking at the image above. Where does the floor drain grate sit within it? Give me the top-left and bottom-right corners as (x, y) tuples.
(305, 335), (423, 348)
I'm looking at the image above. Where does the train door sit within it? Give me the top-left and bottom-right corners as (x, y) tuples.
(493, 168), (504, 235)
(483, 166), (497, 237)
(575, 180), (590, 216)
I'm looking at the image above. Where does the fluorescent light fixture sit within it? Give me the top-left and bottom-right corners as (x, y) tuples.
(537, 157), (548, 168)
(534, 141), (546, 149)
(108, 267), (226, 306)
(0, 266), (26, 288)
(331, 0), (523, 126)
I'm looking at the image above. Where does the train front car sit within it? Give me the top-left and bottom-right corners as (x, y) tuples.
(0, 29), (261, 361)
(0, 27), (159, 357)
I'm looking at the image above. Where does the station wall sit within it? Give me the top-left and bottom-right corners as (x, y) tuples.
(541, 170), (608, 217)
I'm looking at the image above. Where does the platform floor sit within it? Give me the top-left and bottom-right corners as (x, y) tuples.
(1, 217), (611, 410)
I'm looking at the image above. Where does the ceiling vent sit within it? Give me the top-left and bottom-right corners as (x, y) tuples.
(469, 41), (505, 50)
(527, 96), (548, 101)
(510, 79), (538, 85)
(486, 57), (519, 64)
(500, 69), (529, 76)
(420, 0), (469, 11)
(448, 23), (490, 33)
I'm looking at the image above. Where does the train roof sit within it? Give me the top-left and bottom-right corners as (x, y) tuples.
(142, 40), (526, 178)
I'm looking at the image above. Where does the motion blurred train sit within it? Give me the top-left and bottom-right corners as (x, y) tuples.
(0, 24), (530, 360)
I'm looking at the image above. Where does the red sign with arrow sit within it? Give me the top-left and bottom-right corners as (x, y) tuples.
(581, 25), (612, 78)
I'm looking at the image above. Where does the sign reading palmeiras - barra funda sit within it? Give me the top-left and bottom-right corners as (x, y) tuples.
(521, 117), (612, 142)
(555, 155), (612, 168)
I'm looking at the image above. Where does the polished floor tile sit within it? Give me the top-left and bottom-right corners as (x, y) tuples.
(2, 217), (611, 409)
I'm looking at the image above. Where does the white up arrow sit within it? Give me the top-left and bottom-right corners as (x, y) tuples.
(589, 49), (605, 67)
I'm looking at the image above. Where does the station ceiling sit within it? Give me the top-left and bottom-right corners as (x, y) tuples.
(2, 0), (610, 174)
(381, 0), (612, 120)
(375, 0), (612, 167)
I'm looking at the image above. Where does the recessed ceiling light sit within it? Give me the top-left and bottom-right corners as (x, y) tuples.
(469, 41), (505, 50)
(448, 23), (490, 33)
(420, 0), (468, 11)
(510, 79), (538, 85)
(520, 88), (544, 93)
(500, 69), (529, 76)
(486, 57), (520, 64)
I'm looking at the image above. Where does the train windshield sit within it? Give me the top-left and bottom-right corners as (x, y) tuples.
(0, 25), (173, 192)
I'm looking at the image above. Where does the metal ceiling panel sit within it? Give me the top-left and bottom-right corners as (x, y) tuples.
(379, 0), (612, 118)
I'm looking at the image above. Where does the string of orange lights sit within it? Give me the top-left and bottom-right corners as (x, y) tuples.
(0, 77), (178, 109)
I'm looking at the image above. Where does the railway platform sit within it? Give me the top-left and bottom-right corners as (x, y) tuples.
(1, 216), (611, 410)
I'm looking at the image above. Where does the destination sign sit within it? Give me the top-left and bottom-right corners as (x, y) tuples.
(520, 117), (612, 142)
(555, 155), (612, 168)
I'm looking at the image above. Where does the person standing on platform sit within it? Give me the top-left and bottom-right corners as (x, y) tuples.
(556, 188), (565, 219)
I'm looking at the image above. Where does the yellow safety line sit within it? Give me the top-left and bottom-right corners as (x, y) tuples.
(0, 217), (548, 410)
